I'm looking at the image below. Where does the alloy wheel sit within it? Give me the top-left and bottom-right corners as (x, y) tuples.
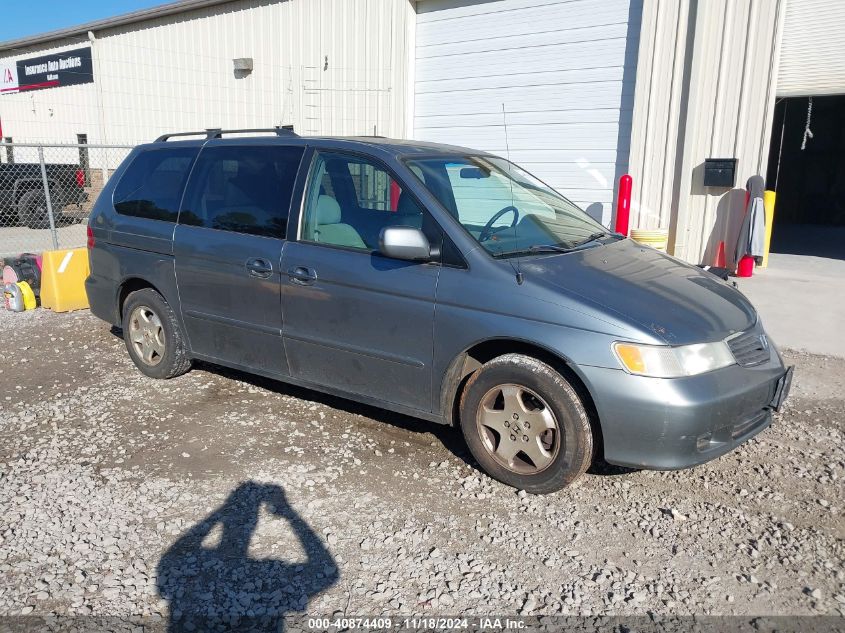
(128, 305), (166, 366)
(475, 383), (561, 475)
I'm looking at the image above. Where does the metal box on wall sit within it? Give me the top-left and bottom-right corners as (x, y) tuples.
(703, 158), (738, 188)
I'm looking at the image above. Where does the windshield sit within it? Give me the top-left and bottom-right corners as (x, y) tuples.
(405, 155), (610, 257)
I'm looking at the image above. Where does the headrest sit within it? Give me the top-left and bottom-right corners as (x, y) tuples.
(316, 195), (341, 225)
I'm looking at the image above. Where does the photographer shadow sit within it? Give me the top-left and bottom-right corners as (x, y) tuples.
(156, 481), (337, 632)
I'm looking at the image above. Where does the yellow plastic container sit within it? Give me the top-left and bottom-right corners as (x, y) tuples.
(630, 229), (669, 252)
(40, 248), (90, 312)
(18, 281), (37, 310)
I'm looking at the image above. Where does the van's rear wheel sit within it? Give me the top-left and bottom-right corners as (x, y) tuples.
(122, 288), (191, 379)
(459, 354), (593, 494)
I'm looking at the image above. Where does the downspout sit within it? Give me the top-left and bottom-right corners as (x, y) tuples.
(88, 30), (110, 184)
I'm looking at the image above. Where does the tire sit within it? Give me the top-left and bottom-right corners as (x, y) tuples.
(459, 353), (593, 494)
(18, 190), (49, 229)
(121, 288), (192, 379)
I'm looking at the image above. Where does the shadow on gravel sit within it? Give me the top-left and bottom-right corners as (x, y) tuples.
(197, 361), (638, 481)
(200, 359), (475, 468)
(109, 325), (636, 481)
(156, 481), (337, 632)
(587, 458), (640, 477)
(108, 327), (473, 468)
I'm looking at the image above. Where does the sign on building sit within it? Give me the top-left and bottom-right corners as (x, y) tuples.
(1, 46), (93, 95)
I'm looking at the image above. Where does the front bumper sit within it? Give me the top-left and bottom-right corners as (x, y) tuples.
(580, 353), (791, 470)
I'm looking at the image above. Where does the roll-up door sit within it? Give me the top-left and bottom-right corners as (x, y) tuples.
(414, 0), (642, 224)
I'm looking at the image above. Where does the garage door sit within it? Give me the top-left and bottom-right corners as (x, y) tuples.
(413, 0), (641, 225)
(777, 0), (845, 97)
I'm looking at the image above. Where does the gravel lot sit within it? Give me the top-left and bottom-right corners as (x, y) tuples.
(0, 308), (843, 628)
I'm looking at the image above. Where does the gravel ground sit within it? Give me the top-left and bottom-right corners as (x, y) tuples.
(0, 308), (843, 627)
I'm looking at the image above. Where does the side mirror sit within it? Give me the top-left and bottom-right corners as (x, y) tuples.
(379, 226), (431, 261)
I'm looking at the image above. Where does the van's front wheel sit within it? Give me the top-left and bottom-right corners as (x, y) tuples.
(122, 288), (192, 379)
(459, 354), (593, 494)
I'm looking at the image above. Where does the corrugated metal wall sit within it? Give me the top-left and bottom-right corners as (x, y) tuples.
(0, 0), (414, 145)
(778, 0), (845, 96)
(627, 0), (785, 265)
(412, 0), (642, 226)
(625, 0), (691, 235)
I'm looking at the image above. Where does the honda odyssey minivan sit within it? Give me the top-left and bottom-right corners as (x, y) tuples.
(85, 128), (792, 493)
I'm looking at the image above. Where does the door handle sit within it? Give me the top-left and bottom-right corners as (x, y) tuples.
(287, 266), (317, 285)
(246, 257), (273, 279)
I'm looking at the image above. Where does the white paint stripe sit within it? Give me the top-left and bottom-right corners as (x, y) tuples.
(57, 251), (73, 274)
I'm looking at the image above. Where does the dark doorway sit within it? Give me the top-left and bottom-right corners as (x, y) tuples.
(766, 95), (845, 259)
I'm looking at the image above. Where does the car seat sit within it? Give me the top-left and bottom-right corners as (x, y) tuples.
(313, 195), (366, 249)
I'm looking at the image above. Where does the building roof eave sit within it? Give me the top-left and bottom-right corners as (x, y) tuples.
(0, 0), (237, 54)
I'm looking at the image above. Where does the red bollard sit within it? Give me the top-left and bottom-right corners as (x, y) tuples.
(614, 174), (632, 236)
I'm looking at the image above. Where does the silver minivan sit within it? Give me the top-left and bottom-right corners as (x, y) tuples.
(85, 129), (792, 493)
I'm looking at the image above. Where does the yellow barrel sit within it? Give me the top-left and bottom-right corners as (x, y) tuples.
(630, 229), (669, 252)
(40, 248), (90, 312)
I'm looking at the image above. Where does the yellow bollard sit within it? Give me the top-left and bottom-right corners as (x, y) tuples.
(761, 190), (776, 268)
(40, 248), (90, 312)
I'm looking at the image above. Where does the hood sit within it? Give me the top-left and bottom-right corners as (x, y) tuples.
(520, 239), (757, 345)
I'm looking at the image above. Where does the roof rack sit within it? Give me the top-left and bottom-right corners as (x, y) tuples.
(154, 125), (297, 142)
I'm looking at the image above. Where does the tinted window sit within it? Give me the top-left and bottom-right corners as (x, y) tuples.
(180, 145), (304, 238)
(113, 148), (196, 222)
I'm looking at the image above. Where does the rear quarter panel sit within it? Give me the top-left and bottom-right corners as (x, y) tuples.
(86, 147), (184, 326)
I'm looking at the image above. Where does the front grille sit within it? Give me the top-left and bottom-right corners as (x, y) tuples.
(728, 330), (770, 367)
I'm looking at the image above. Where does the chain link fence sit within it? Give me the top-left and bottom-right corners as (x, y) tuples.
(0, 142), (134, 258)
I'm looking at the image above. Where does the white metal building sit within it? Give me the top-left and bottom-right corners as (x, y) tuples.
(1, 0), (843, 263)
(0, 0), (415, 143)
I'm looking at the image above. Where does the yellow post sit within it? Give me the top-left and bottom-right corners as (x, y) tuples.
(761, 190), (776, 268)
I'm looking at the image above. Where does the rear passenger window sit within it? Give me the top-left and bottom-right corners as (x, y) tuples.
(179, 145), (304, 238)
(113, 148), (196, 222)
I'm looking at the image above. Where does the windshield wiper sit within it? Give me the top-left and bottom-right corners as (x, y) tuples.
(494, 233), (622, 259)
(528, 244), (573, 253)
(571, 231), (613, 247)
(493, 244), (573, 258)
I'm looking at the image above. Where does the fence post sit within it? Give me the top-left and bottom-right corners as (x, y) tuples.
(37, 145), (60, 251)
(100, 149), (109, 191)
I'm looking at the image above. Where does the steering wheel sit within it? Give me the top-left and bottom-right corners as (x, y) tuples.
(478, 206), (519, 242)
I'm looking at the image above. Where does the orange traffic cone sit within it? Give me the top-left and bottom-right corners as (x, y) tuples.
(713, 241), (726, 268)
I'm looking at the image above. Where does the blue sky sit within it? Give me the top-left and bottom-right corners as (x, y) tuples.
(1, 0), (167, 42)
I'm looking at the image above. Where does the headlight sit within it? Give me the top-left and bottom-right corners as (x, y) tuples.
(612, 341), (735, 378)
